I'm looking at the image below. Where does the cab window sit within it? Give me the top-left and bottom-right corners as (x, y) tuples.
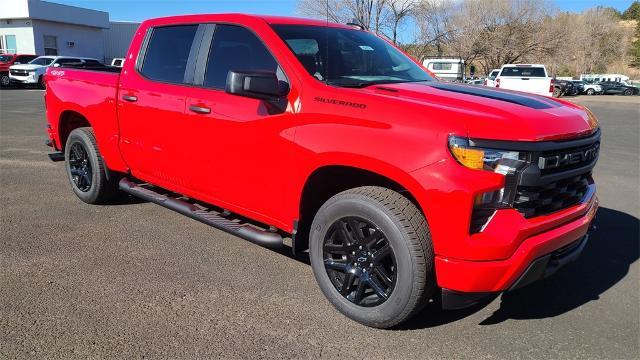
(204, 25), (281, 90)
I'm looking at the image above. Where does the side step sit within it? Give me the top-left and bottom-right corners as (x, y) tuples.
(119, 178), (283, 249)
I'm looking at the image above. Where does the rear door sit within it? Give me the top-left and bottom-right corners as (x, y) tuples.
(118, 24), (203, 189)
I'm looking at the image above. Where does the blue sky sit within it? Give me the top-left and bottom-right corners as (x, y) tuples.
(50, 0), (634, 22)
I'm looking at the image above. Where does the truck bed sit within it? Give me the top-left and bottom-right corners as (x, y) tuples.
(45, 66), (121, 165)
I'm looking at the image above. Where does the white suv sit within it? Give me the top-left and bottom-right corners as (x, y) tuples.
(9, 56), (100, 89)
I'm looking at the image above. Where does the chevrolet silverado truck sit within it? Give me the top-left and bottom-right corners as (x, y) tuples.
(44, 14), (600, 328)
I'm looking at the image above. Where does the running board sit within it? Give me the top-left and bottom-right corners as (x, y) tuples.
(119, 178), (283, 249)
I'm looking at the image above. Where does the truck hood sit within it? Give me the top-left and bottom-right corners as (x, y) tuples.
(10, 64), (45, 71)
(361, 81), (596, 141)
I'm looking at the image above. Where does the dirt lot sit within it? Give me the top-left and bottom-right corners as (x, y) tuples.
(1, 89), (638, 359)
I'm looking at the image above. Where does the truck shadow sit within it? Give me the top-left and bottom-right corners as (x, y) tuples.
(398, 207), (639, 329)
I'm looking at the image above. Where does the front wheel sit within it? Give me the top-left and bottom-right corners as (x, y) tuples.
(65, 127), (118, 204)
(586, 88), (595, 95)
(0, 73), (10, 87)
(309, 186), (435, 328)
(623, 89), (633, 96)
(38, 75), (46, 90)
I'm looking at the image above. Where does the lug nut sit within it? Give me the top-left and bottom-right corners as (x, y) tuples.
(369, 263), (373, 267)
(359, 246), (363, 250)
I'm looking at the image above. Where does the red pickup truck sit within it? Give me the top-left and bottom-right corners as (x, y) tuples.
(44, 14), (600, 328)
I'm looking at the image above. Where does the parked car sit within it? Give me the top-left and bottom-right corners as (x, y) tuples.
(0, 54), (38, 86)
(572, 80), (602, 95)
(111, 58), (125, 67)
(484, 68), (500, 87)
(466, 78), (485, 86)
(9, 56), (99, 89)
(494, 64), (553, 97)
(44, 14), (600, 329)
(422, 58), (465, 82)
(553, 79), (579, 97)
(598, 81), (639, 96)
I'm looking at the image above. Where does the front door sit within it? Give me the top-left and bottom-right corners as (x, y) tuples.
(181, 24), (297, 221)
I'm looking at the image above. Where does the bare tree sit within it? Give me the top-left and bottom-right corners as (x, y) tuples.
(297, 0), (388, 32)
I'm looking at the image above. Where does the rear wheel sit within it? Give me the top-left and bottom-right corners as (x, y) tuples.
(0, 73), (10, 87)
(623, 88), (633, 96)
(65, 127), (118, 204)
(553, 87), (562, 98)
(309, 186), (435, 328)
(586, 88), (595, 95)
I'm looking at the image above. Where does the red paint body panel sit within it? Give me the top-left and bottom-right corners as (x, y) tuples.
(44, 14), (599, 293)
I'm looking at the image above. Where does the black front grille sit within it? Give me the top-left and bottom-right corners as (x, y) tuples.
(514, 173), (591, 218)
(538, 141), (600, 175)
(10, 69), (28, 76)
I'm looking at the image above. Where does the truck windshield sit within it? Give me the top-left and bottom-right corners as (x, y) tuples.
(29, 57), (55, 66)
(500, 67), (546, 77)
(272, 25), (433, 88)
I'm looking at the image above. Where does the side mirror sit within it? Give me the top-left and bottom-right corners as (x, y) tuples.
(226, 71), (290, 114)
(226, 70), (289, 100)
(53, 63), (61, 67)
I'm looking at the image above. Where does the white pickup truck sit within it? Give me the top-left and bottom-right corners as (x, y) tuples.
(495, 64), (553, 97)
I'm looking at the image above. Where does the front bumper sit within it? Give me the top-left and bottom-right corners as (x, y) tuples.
(9, 74), (37, 84)
(436, 190), (598, 294)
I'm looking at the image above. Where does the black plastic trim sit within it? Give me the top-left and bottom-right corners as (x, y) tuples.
(509, 235), (588, 291)
(119, 178), (283, 249)
(441, 289), (497, 310)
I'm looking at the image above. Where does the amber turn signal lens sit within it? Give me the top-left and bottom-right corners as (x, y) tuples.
(450, 146), (484, 170)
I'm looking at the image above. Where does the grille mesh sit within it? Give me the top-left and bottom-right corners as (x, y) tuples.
(514, 173), (591, 218)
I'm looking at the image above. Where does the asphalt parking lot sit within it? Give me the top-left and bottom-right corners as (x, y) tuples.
(1, 89), (638, 359)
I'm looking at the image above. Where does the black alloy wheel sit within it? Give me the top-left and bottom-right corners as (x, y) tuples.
(623, 88), (633, 96)
(68, 142), (93, 192)
(323, 216), (397, 307)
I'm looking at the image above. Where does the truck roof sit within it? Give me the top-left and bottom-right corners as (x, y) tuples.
(141, 13), (354, 29)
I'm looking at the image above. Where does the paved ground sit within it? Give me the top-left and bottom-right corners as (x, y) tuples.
(1, 89), (638, 359)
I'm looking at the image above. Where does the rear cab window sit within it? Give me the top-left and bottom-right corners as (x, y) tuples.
(500, 67), (547, 77)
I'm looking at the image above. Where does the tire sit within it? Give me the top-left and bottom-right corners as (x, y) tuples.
(0, 74), (10, 87)
(309, 186), (435, 328)
(586, 88), (595, 95)
(38, 75), (46, 90)
(623, 89), (633, 96)
(64, 127), (118, 204)
(553, 87), (562, 98)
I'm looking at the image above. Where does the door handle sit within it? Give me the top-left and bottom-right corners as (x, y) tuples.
(189, 105), (211, 114)
(122, 95), (138, 102)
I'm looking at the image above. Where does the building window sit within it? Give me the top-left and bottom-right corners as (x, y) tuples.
(432, 63), (453, 71)
(44, 35), (58, 56)
(0, 35), (17, 54)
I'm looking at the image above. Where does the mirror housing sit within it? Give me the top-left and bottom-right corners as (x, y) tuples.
(226, 70), (289, 99)
(225, 71), (289, 114)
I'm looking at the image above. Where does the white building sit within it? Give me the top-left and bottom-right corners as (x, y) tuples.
(0, 0), (139, 63)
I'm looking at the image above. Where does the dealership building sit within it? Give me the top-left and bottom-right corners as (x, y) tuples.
(0, 0), (138, 63)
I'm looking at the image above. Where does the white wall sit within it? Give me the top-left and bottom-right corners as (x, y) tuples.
(1, 0), (109, 29)
(32, 20), (104, 61)
(0, 20), (35, 54)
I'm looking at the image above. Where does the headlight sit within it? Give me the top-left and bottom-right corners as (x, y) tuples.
(584, 107), (599, 131)
(448, 136), (528, 175)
